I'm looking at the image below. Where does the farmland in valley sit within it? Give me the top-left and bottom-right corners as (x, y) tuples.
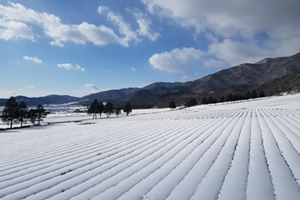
(1, 95), (300, 200)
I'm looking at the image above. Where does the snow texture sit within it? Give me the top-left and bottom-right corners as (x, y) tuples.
(1, 95), (300, 200)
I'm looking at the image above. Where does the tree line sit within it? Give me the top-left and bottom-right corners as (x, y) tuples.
(0, 96), (48, 129)
(0, 97), (133, 128)
(87, 100), (132, 119)
(201, 90), (265, 105)
(168, 98), (198, 109)
(167, 90), (266, 109)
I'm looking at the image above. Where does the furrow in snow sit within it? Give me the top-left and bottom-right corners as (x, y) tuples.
(246, 109), (274, 200)
(101, 118), (227, 200)
(0, 121), (155, 171)
(217, 108), (251, 200)
(64, 120), (204, 200)
(164, 110), (245, 200)
(262, 109), (300, 187)
(189, 109), (247, 200)
(276, 115), (300, 152)
(0, 121), (182, 199)
(257, 109), (300, 200)
(44, 120), (200, 200)
(0, 121), (172, 190)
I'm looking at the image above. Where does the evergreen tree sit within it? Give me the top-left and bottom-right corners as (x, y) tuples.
(219, 96), (225, 103)
(233, 94), (239, 101)
(225, 94), (230, 102)
(185, 98), (197, 107)
(168, 101), (176, 110)
(201, 97), (208, 104)
(104, 102), (114, 117)
(1, 96), (19, 129)
(251, 90), (258, 99)
(29, 109), (37, 125)
(268, 90), (274, 97)
(98, 101), (104, 118)
(123, 102), (132, 116)
(185, 101), (191, 107)
(240, 94), (246, 100)
(225, 93), (234, 102)
(245, 91), (250, 99)
(35, 104), (47, 125)
(115, 107), (121, 117)
(259, 91), (265, 98)
(208, 96), (214, 104)
(189, 98), (198, 106)
(88, 99), (99, 119)
(18, 101), (29, 127)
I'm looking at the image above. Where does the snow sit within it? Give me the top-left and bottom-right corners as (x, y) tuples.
(1, 94), (300, 199)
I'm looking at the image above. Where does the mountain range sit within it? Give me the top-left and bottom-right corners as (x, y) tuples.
(1, 52), (300, 108)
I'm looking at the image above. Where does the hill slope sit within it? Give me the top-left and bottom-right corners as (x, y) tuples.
(1, 52), (299, 107)
(0, 95), (81, 106)
(181, 52), (300, 95)
(138, 52), (300, 107)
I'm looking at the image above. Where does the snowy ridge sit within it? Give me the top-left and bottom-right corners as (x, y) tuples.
(0, 95), (300, 199)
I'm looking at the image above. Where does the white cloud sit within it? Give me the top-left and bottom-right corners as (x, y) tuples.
(23, 56), (42, 64)
(57, 63), (85, 72)
(0, 3), (120, 46)
(44, 19), (120, 47)
(149, 47), (204, 73)
(85, 84), (100, 90)
(131, 9), (160, 41)
(85, 84), (103, 94)
(0, 2), (157, 47)
(106, 10), (140, 46)
(97, 6), (109, 14)
(25, 85), (34, 89)
(49, 40), (64, 47)
(142, 0), (300, 65)
(0, 19), (34, 41)
(142, 0), (300, 38)
(131, 67), (136, 71)
(204, 59), (227, 68)
(208, 39), (272, 66)
(74, 84), (104, 97)
(182, 75), (189, 80)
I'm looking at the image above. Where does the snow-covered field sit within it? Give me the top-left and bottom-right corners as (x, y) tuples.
(1, 95), (300, 200)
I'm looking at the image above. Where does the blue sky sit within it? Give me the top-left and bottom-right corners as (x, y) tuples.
(1, 0), (300, 98)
